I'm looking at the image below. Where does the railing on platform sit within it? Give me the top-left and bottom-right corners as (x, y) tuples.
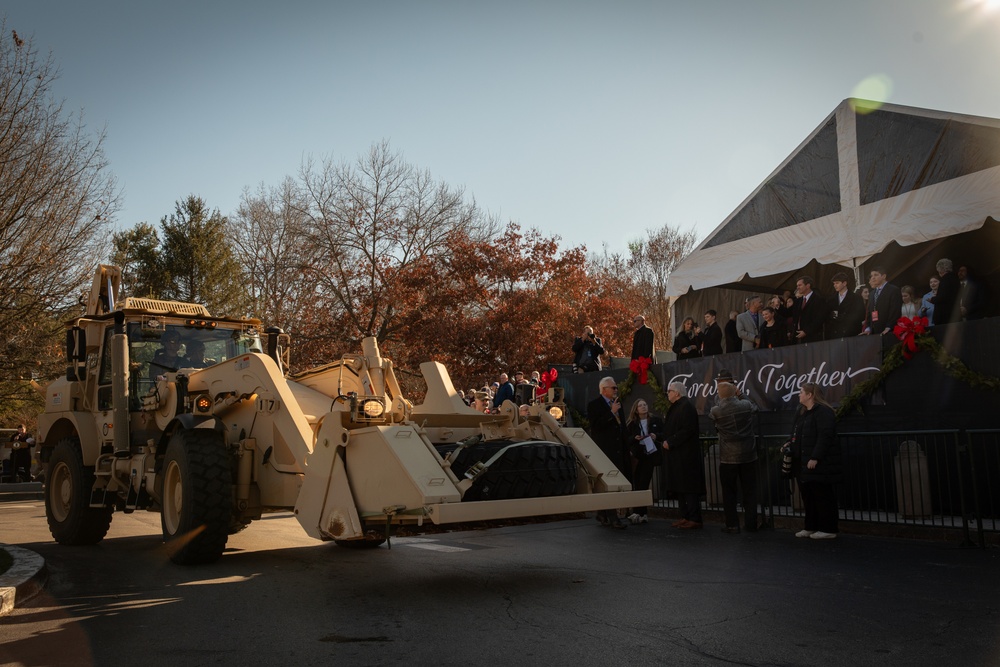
(649, 427), (999, 547)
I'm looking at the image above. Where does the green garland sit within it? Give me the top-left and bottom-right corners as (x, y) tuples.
(619, 370), (672, 416)
(836, 334), (1000, 418)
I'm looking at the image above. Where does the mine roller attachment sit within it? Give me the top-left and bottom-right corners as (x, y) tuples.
(441, 439), (580, 502)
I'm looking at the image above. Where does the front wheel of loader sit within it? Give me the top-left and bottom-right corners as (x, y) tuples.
(46, 438), (113, 545)
(161, 429), (233, 565)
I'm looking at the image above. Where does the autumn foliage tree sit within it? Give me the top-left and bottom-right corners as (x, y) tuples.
(284, 141), (498, 368)
(390, 224), (643, 394)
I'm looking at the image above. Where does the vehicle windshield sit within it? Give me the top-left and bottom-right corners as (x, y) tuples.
(128, 322), (262, 393)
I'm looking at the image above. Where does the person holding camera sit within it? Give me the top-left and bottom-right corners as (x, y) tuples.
(572, 326), (605, 373)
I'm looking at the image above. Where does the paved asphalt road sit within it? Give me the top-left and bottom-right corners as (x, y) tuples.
(1, 499), (998, 667)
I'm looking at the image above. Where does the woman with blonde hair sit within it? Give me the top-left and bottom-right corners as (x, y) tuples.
(788, 382), (841, 539)
(901, 285), (921, 319)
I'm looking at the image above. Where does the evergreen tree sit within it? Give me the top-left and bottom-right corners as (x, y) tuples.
(159, 196), (248, 317)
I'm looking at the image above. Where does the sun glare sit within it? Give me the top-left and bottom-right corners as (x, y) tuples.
(959, 0), (1000, 16)
(849, 75), (893, 114)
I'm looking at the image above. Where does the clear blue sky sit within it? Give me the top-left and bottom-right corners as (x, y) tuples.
(6, 0), (1000, 253)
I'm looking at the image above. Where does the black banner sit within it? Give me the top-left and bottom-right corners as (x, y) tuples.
(655, 336), (883, 413)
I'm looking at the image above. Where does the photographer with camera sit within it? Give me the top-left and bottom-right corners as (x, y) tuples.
(572, 325), (605, 373)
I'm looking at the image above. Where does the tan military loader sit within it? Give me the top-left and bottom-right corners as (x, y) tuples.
(37, 266), (648, 564)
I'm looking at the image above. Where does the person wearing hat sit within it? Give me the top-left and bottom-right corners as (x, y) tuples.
(709, 370), (759, 534)
(472, 390), (491, 414)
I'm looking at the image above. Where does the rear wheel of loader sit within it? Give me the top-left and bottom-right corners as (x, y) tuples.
(46, 438), (113, 545)
(161, 429), (233, 565)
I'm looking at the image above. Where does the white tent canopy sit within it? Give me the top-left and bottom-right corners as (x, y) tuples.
(667, 99), (1000, 300)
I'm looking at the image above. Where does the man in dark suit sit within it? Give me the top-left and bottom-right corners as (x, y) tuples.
(826, 272), (865, 339)
(587, 376), (628, 528)
(701, 310), (724, 356)
(724, 310), (741, 353)
(929, 258), (961, 325)
(958, 265), (985, 320)
(863, 266), (902, 336)
(792, 276), (826, 343)
(631, 315), (655, 360)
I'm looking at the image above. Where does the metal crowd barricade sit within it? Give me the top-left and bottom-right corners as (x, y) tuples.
(649, 427), (1000, 547)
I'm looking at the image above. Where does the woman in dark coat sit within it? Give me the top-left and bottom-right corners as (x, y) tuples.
(789, 382), (841, 539)
(661, 382), (705, 528)
(758, 306), (788, 349)
(624, 399), (663, 524)
(672, 317), (703, 361)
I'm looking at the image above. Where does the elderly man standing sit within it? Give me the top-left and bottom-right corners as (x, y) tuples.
(736, 296), (762, 351)
(587, 376), (628, 528)
(710, 371), (759, 534)
(492, 373), (515, 410)
(662, 381), (705, 529)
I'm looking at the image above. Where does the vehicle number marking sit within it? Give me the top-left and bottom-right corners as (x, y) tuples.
(256, 397), (279, 414)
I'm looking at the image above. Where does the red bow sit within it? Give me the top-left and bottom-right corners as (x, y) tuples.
(629, 356), (652, 384)
(537, 368), (559, 397)
(893, 316), (929, 359)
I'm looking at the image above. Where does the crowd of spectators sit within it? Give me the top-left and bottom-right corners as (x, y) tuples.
(668, 257), (987, 354)
(463, 369), (546, 414)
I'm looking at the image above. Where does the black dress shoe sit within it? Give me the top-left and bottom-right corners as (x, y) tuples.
(611, 517), (629, 529)
(721, 526), (741, 534)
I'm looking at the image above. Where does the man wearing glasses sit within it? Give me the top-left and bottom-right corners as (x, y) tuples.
(587, 376), (628, 528)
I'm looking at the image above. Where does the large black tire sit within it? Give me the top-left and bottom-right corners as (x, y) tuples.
(448, 440), (580, 502)
(160, 429), (233, 565)
(46, 438), (113, 545)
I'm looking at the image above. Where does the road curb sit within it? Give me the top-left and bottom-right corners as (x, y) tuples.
(0, 481), (44, 502)
(0, 544), (47, 616)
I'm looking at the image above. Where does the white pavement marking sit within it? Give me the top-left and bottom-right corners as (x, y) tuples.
(391, 537), (470, 553)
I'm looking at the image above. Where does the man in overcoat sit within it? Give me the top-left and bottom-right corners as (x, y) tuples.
(662, 381), (705, 528)
(587, 376), (628, 528)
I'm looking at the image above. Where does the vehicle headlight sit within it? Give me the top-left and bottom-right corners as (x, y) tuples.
(360, 398), (385, 419)
(547, 405), (564, 420)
